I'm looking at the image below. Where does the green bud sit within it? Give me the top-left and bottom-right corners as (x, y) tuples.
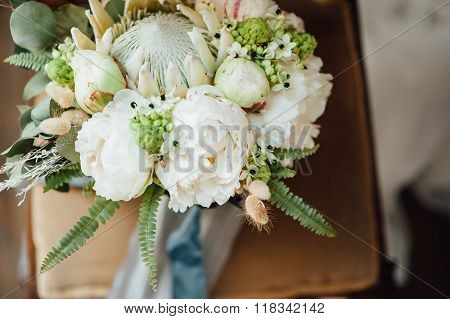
(237, 18), (272, 46)
(45, 58), (74, 87)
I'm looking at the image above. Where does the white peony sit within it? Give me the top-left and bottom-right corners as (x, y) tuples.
(75, 90), (154, 201)
(225, 0), (276, 20)
(156, 86), (254, 212)
(248, 57), (333, 149)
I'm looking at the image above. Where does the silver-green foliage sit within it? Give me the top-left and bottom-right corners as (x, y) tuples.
(10, 1), (57, 53)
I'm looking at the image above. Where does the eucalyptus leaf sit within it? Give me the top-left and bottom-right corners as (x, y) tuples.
(104, 0), (125, 22)
(54, 4), (89, 37)
(56, 128), (80, 163)
(21, 121), (42, 138)
(19, 106), (33, 130)
(1, 138), (34, 157)
(31, 97), (51, 125)
(23, 70), (50, 101)
(10, 1), (56, 53)
(11, 0), (29, 8)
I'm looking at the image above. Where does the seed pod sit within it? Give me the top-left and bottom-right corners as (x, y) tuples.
(245, 195), (270, 231)
(61, 109), (90, 126)
(40, 118), (71, 136)
(33, 137), (49, 148)
(248, 180), (271, 200)
(45, 82), (75, 109)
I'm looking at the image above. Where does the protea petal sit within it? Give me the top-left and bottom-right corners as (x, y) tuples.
(85, 10), (102, 40)
(88, 0), (114, 35)
(200, 7), (220, 34)
(216, 30), (234, 66)
(177, 4), (206, 28)
(125, 0), (160, 14)
(188, 28), (217, 74)
(71, 27), (96, 50)
(138, 62), (160, 97)
(184, 55), (210, 87)
(96, 28), (113, 54)
(165, 62), (184, 92)
(125, 47), (144, 82)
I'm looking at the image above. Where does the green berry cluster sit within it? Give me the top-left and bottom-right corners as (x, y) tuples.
(255, 59), (290, 89)
(130, 109), (174, 154)
(45, 58), (74, 87)
(231, 18), (272, 56)
(289, 31), (317, 67)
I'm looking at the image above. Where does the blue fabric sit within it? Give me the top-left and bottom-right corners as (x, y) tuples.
(167, 206), (206, 299)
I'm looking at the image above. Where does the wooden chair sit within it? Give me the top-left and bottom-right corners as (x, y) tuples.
(26, 0), (393, 298)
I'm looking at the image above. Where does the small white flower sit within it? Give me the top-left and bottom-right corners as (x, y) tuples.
(274, 34), (297, 59)
(264, 41), (279, 59)
(75, 90), (154, 201)
(228, 42), (250, 59)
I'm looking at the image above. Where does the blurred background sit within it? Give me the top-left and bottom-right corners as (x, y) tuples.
(1, 0), (449, 298)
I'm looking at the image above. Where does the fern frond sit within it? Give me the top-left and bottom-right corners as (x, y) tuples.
(268, 180), (336, 237)
(4, 53), (50, 72)
(270, 165), (296, 180)
(40, 197), (120, 272)
(82, 180), (95, 198)
(138, 184), (165, 291)
(275, 144), (320, 161)
(43, 163), (84, 192)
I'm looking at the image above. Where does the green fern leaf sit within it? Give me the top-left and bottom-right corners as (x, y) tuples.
(268, 180), (336, 238)
(43, 163), (84, 192)
(40, 197), (120, 272)
(4, 53), (50, 72)
(138, 184), (165, 291)
(270, 164), (296, 180)
(274, 144), (320, 161)
(82, 180), (95, 198)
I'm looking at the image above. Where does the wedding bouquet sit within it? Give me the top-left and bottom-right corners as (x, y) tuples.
(1, 0), (335, 289)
